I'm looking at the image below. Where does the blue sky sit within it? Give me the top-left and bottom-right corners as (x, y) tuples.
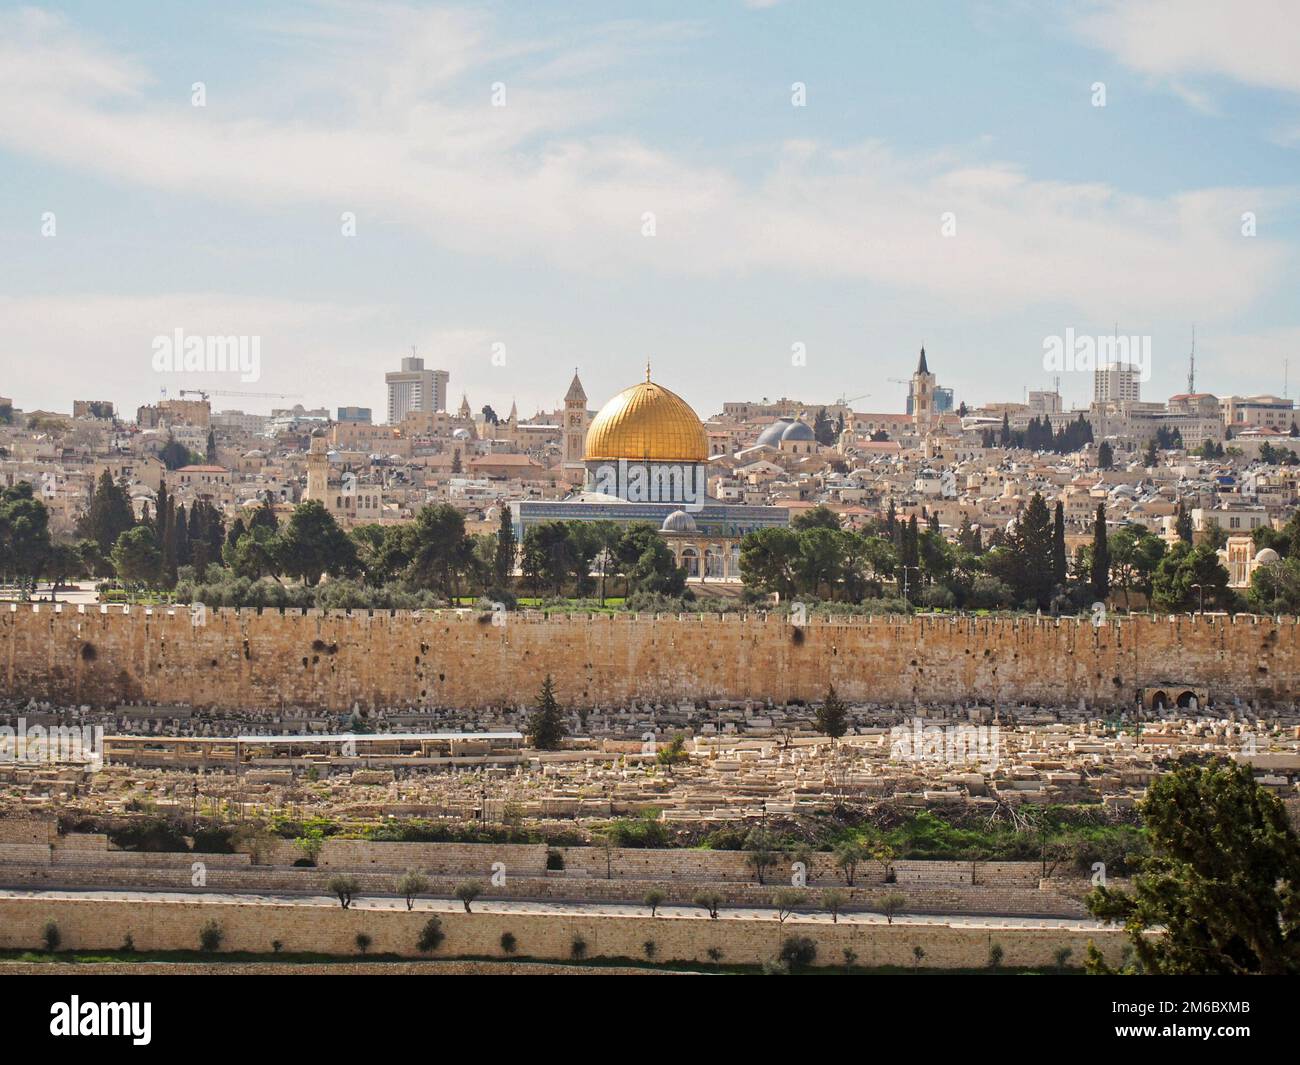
(2, 0), (1298, 420)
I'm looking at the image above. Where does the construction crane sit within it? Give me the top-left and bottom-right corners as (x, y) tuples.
(178, 389), (303, 402)
(835, 392), (871, 407)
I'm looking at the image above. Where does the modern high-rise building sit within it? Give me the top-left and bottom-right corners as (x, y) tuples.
(906, 386), (953, 416)
(1093, 363), (1141, 404)
(385, 356), (448, 424)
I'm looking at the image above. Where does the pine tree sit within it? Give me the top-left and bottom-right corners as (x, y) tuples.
(815, 684), (849, 744)
(1175, 502), (1194, 544)
(1091, 503), (1110, 602)
(1013, 493), (1054, 609)
(77, 470), (135, 554)
(1097, 440), (1114, 470)
(527, 675), (565, 751)
(205, 429), (217, 463)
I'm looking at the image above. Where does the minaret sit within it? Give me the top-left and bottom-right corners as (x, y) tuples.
(305, 429), (329, 501)
(911, 345), (936, 433)
(563, 369), (588, 486)
(1187, 326), (1196, 394)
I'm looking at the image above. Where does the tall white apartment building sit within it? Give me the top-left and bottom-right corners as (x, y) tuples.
(1093, 362), (1141, 404)
(385, 356), (449, 424)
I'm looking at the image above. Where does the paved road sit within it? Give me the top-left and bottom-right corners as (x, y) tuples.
(0, 887), (1107, 928)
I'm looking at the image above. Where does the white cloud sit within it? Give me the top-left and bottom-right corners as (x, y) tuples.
(0, 3), (1291, 336)
(1073, 0), (1300, 96)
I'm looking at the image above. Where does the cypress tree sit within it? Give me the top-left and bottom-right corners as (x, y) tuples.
(1052, 501), (1067, 589)
(189, 501), (210, 579)
(174, 503), (190, 569)
(160, 498), (178, 587)
(493, 505), (517, 591)
(1091, 503), (1110, 602)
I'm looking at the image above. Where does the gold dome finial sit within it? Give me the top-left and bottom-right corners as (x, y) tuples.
(645, 358), (651, 383)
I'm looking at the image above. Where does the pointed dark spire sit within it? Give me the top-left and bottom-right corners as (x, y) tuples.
(916, 345), (929, 375)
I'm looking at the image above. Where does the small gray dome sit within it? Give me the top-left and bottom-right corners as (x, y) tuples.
(756, 419), (794, 447)
(781, 420), (815, 442)
(1255, 547), (1280, 564)
(661, 510), (697, 533)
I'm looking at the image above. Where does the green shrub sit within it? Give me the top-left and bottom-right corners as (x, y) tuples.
(416, 917), (444, 953)
(779, 935), (818, 970)
(199, 920), (223, 953)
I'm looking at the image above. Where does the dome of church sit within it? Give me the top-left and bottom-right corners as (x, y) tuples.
(756, 418), (795, 447)
(1255, 547), (1280, 564)
(661, 509), (698, 534)
(781, 419), (815, 442)
(584, 370), (708, 462)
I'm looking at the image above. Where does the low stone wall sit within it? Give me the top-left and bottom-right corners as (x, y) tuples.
(0, 836), (1098, 916)
(0, 862), (1095, 917)
(0, 895), (1130, 969)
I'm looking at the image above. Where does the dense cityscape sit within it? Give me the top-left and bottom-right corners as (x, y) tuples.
(1, 0), (1296, 1037)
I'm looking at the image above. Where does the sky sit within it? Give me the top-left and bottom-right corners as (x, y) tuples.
(2, 0), (1299, 421)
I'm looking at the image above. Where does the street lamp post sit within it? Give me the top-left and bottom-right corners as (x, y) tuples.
(901, 565), (921, 602)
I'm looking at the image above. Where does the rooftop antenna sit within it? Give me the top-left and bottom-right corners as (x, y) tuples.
(1187, 325), (1196, 394)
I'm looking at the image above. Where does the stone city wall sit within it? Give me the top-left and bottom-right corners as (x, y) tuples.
(0, 895), (1131, 969)
(3, 605), (1295, 710)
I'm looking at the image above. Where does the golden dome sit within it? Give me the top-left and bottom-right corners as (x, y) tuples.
(584, 371), (708, 463)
